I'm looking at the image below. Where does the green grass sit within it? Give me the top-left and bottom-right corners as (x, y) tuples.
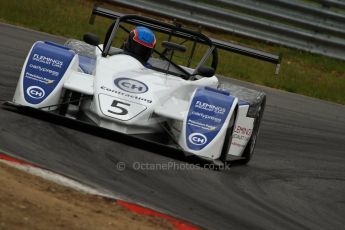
(0, 0), (344, 104)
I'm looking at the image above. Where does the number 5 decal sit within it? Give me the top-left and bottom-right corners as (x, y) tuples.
(98, 94), (147, 121)
(108, 100), (130, 115)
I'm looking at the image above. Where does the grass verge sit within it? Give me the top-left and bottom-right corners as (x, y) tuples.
(0, 0), (344, 104)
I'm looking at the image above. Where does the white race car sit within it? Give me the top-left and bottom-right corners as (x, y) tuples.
(7, 6), (281, 165)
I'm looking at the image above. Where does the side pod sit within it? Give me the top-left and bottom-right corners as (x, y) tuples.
(179, 87), (238, 160)
(13, 41), (77, 109)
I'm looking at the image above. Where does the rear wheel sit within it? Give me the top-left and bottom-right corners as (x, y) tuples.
(242, 96), (266, 164)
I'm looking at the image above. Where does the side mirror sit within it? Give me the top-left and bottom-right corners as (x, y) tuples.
(196, 66), (215, 78)
(83, 33), (100, 46)
(161, 41), (186, 53)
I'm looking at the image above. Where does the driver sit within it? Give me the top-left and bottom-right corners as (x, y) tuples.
(123, 26), (156, 63)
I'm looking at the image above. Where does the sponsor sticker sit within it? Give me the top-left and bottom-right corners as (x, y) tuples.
(233, 125), (252, 141)
(25, 72), (55, 85)
(100, 86), (152, 104)
(26, 86), (45, 99)
(234, 125), (252, 136)
(23, 42), (74, 104)
(32, 53), (64, 68)
(231, 141), (245, 148)
(188, 133), (208, 146)
(114, 78), (148, 94)
(185, 87), (235, 151)
(195, 100), (226, 114)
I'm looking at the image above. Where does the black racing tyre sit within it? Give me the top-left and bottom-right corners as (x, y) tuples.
(58, 89), (71, 116)
(242, 96), (266, 164)
(58, 90), (82, 116)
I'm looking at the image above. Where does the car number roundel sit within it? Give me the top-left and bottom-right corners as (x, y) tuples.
(98, 94), (147, 121)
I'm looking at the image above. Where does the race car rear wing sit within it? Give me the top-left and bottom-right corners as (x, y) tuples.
(90, 5), (282, 74)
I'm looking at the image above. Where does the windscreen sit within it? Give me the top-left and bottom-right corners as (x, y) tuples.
(109, 22), (214, 76)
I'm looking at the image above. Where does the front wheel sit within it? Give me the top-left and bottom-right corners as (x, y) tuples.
(218, 106), (238, 163)
(58, 89), (71, 116)
(58, 89), (82, 116)
(242, 96), (266, 164)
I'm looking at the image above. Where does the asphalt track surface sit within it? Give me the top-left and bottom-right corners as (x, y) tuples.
(1, 23), (345, 230)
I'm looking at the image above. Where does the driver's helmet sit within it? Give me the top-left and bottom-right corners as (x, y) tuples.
(124, 26), (156, 62)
